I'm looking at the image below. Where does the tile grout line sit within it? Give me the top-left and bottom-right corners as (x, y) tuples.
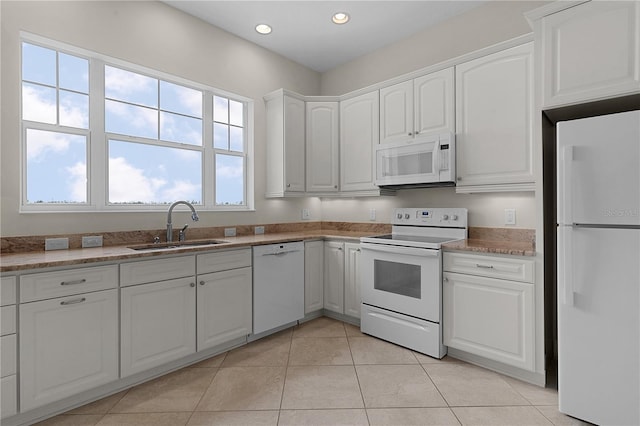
(346, 325), (372, 425)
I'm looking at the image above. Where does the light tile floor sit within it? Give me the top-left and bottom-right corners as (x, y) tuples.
(35, 317), (589, 426)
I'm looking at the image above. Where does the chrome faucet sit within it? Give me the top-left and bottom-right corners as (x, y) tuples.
(166, 201), (199, 242)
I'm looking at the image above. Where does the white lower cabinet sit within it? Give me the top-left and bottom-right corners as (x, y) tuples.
(1, 275), (17, 419)
(121, 277), (196, 377)
(443, 252), (534, 371)
(197, 267), (252, 351)
(323, 240), (361, 319)
(304, 240), (324, 314)
(323, 241), (345, 314)
(20, 289), (119, 411)
(343, 243), (361, 319)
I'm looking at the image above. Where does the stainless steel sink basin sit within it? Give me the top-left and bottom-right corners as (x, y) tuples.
(128, 240), (228, 251)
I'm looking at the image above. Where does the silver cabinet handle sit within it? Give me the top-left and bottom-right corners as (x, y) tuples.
(286, 184), (291, 188)
(190, 282), (196, 287)
(408, 132), (413, 136)
(60, 297), (86, 306)
(199, 281), (205, 286)
(338, 247), (343, 251)
(356, 248), (361, 252)
(60, 278), (87, 286)
(476, 264), (494, 269)
(443, 277), (449, 282)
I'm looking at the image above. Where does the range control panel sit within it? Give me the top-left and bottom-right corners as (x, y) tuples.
(391, 208), (468, 227)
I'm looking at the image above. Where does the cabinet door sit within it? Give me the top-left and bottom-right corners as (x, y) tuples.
(380, 80), (413, 144)
(306, 102), (339, 192)
(456, 43), (534, 191)
(284, 95), (306, 192)
(121, 277), (196, 377)
(323, 241), (345, 314)
(414, 67), (454, 136)
(443, 271), (534, 371)
(340, 91), (379, 191)
(20, 289), (118, 411)
(541, 1), (640, 108)
(304, 240), (324, 314)
(344, 243), (361, 319)
(197, 267), (252, 351)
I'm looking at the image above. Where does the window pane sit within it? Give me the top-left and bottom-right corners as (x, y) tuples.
(160, 81), (202, 118)
(160, 112), (202, 146)
(216, 154), (244, 205)
(22, 43), (56, 86)
(229, 100), (243, 126)
(109, 139), (202, 204)
(105, 66), (157, 108)
(60, 90), (89, 129)
(214, 123), (229, 150)
(105, 99), (158, 139)
(213, 96), (228, 124)
(26, 129), (86, 203)
(230, 126), (243, 152)
(22, 83), (56, 124)
(59, 52), (89, 93)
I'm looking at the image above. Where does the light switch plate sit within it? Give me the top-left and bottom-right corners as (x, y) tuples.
(369, 208), (376, 221)
(504, 208), (516, 225)
(82, 235), (103, 248)
(301, 209), (311, 220)
(254, 226), (265, 235)
(224, 227), (237, 237)
(45, 238), (69, 251)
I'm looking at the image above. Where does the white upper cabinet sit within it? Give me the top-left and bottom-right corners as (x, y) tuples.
(535, 1), (640, 108)
(265, 90), (306, 197)
(455, 42), (534, 192)
(306, 102), (339, 193)
(340, 91), (380, 192)
(380, 68), (454, 144)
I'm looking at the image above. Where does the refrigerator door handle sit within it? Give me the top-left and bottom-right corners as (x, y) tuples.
(558, 226), (574, 306)
(558, 145), (574, 225)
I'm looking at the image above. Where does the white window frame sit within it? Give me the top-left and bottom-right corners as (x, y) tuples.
(19, 32), (254, 213)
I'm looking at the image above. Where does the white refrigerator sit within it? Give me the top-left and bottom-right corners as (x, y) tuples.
(557, 110), (640, 425)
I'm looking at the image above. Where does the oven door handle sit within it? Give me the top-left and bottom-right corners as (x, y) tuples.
(360, 243), (439, 257)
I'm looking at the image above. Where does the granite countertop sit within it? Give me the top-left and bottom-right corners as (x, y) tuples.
(0, 230), (372, 273)
(442, 238), (536, 257)
(0, 225), (536, 273)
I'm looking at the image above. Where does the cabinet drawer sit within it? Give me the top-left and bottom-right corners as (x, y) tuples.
(121, 256), (195, 287)
(197, 248), (251, 274)
(1, 375), (17, 418)
(1, 306), (16, 336)
(443, 252), (534, 283)
(21, 265), (118, 303)
(1, 276), (16, 306)
(1, 335), (16, 378)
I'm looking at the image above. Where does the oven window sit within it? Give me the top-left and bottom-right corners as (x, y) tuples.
(373, 259), (421, 299)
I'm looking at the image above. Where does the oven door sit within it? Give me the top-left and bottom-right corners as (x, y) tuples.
(360, 242), (441, 322)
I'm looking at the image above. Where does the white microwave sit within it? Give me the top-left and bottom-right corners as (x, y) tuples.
(375, 133), (455, 188)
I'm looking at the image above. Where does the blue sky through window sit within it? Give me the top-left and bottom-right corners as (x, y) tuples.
(22, 41), (247, 208)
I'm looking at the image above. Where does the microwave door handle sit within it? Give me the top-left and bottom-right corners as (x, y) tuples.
(433, 140), (440, 173)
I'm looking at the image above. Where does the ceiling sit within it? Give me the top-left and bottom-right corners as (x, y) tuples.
(163, 1), (485, 72)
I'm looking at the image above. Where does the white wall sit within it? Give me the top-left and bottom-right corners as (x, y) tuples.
(0, 0), (321, 237)
(319, 1), (547, 229)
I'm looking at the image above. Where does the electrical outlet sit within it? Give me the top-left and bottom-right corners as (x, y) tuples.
(45, 237), (69, 251)
(301, 209), (311, 220)
(224, 227), (237, 237)
(82, 235), (103, 248)
(369, 208), (376, 221)
(254, 226), (265, 235)
(504, 208), (516, 225)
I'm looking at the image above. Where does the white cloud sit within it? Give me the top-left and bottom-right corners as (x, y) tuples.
(161, 179), (201, 202)
(216, 159), (243, 178)
(22, 84), (56, 124)
(26, 129), (72, 162)
(106, 99), (157, 132)
(109, 156), (166, 203)
(65, 161), (87, 202)
(105, 66), (156, 101)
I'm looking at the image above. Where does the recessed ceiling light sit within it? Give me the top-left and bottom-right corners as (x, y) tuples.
(332, 12), (350, 25)
(255, 24), (272, 35)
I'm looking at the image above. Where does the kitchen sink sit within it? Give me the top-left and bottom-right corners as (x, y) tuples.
(128, 239), (228, 251)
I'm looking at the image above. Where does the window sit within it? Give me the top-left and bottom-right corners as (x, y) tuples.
(20, 36), (253, 212)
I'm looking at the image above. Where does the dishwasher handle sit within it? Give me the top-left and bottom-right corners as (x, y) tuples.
(261, 249), (302, 256)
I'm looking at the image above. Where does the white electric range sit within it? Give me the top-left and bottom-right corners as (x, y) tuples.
(360, 207), (468, 358)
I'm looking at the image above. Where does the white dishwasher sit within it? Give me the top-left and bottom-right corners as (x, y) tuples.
(252, 241), (304, 335)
